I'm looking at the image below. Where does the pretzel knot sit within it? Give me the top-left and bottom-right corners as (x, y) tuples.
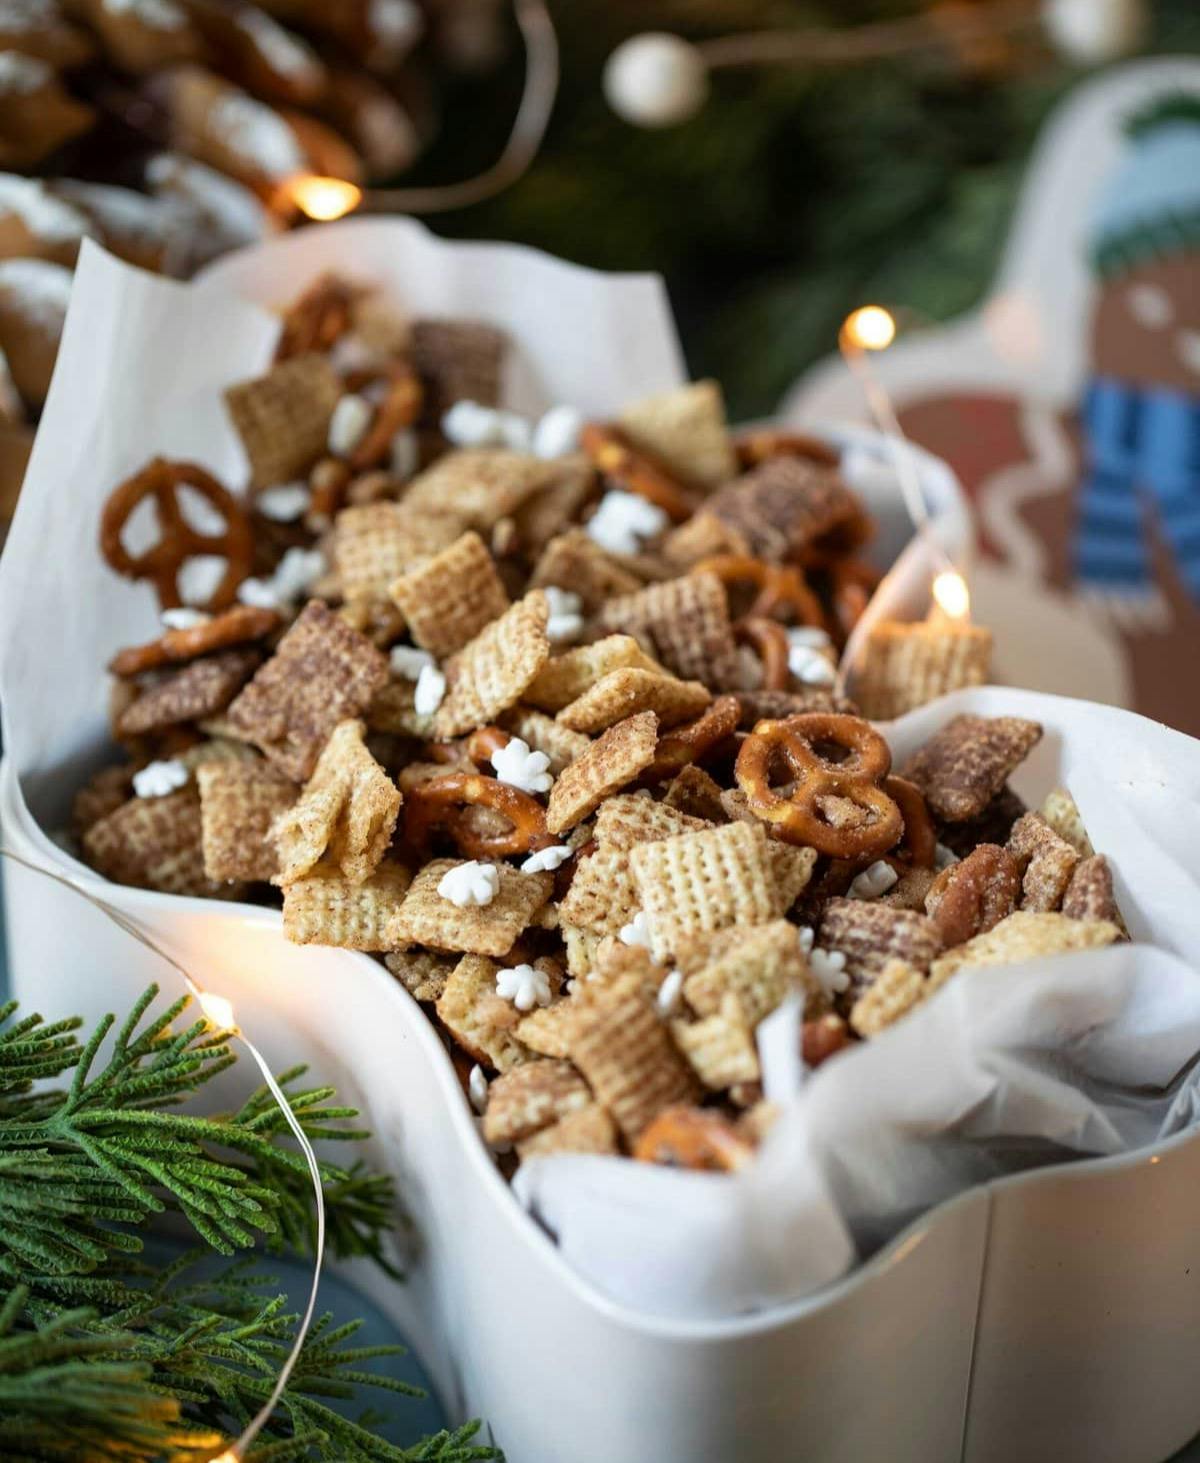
(640, 694), (740, 785)
(274, 273), (358, 361)
(580, 422), (695, 522)
(693, 554), (824, 627)
(883, 775), (936, 870)
(100, 457), (254, 612)
(633, 1106), (754, 1171)
(404, 771), (553, 860)
(734, 616), (791, 691)
(735, 712), (902, 858)
(344, 362), (424, 471)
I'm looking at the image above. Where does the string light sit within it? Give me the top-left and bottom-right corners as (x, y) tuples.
(841, 305), (896, 353)
(281, 175), (363, 222)
(931, 568), (971, 621)
(0, 847), (325, 1461)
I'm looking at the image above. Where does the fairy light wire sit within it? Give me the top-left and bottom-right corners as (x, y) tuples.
(0, 845), (324, 1461)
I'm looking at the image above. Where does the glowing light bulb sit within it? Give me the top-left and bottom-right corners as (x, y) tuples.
(932, 570), (970, 621)
(282, 175), (363, 221)
(842, 305), (896, 352)
(210, 1452), (239, 1463)
(196, 989), (237, 1030)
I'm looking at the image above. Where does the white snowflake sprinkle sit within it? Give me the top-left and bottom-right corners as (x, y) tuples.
(532, 403), (583, 459)
(437, 860), (499, 908)
(495, 962), (552, 1012)
(788, 643), (837, 687)
(847, 860), (899, 901)
(161, 607), (210, 630)
(132, 759), (189, 798)
(655, 969), (684, 1018)
(619, 910), (655, 950)
(413, 664), (446, 715)
(328, 393), (372, 457)
(809, 948), (850, 999)
(468, 1064), (489, 1113)
(237, 577), (282, 609)
(441, 400), (507, 447)
(521, 844), (573, 874)
(586, 490), (668, 556)
(491, 737), (553, 795)
(256, 482), (311, 521)
(935, 842), (959, 870)
(390, 427), (419, 479)
(390, 645), (435, 679)
(796, 925), (816, 955)
(543, 585), (584, 644)
(786, 625), (833, 652)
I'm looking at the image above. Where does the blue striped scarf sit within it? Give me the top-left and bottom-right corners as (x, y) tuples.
(1074, 376), (1200, 599)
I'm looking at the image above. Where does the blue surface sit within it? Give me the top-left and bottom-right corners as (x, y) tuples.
(0, 865), (450, 1449)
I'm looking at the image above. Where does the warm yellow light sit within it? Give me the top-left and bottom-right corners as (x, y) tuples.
(210, 1452), (239, 1463)
(842, 305), (896, 352)
(196, 989), (237, 1031)
(931, 569), (970, 621)
(283, 175), (363, 222)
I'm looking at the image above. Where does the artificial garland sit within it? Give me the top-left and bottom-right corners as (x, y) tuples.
(0, 983), (498, 1463)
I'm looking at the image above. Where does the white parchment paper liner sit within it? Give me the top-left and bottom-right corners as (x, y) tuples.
(516, 686), (1200, 1319)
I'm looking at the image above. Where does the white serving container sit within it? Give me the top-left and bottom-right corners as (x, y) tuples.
(6, 687), (1200, 1463)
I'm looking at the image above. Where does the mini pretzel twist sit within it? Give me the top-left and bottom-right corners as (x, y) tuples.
(640, 694), (740, 785)
(108, 604), (280, 677)
(693, 554), (824, 627)
(580, 421), (695, 522)
(883, 775), (936, 870)
(735, 429), (840, 469)
(274, 274), (358, 361)
(734, 616), (791, 691)
(734, 712), (902, 858)
(100, 457), (255, 612)
(346, 363), (424, 471)
(830, 558), (882, 641)
(404, 771), (553, 860)
(633, 1106), (755, 1171)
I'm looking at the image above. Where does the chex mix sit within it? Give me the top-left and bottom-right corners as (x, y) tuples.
(75, 274), (1123, 1176)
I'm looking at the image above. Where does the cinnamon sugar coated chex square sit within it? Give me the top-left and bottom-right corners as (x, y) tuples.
(682, 919), (814, 1026)
(618, 379), (737, 489)
(389, 859), (553, 957)
(227, 601), (389, 781)
(818, 898), (943, 1000)
(514, 1001), (578, 1059)
(556, 667), (710, 735)
(530, 528), (642, 613)
(850, 959), (927, 1038)
(697, 455), (862, 560)
(433, 591), (550, 739)
(1007, 811), (1079, 913)
(83, 787), (228, 898)
(333, 503), (464, 604)
(903, 714), (1042, 822)
(482, 1060), (592, 1147)
(516, 1104), (619, 1160)
(281, 863), (412, 949)
(1039, 787), (1095, 857)
(500, 707), (591, 773)
(389, 530), (510, 659)
(546, 711), (659, 833)
(853, 620), (993, 722)
(1062, 854), (1123, 928)
(116, 649), (260, 736)
(402, 449), (556, 531)
(672, 996), (760, 1090)
(409, 318), (506, 420)
(929, 910), (1121, 984)
(197, 759), (295, 883)
(525, 635), (664, 713)
(225, 353), (341, 490)
(435, 955), (528, 1072)
(272, 719), (401, 885)
(597, 573), (743, 690)
(384, 948), (456, 1002)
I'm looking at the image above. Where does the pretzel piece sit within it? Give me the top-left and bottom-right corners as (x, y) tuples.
(109, 604), (280, 677)
(633, 1105), (755, 1170)
(580, 421), (695, 521)
(735, 713), (902, 859)
(404, 770), (552, 859)
(100, 457), (254, 611)
(693, 554), (824, 626)
(640, 694), (740, 785)
(734, 616), (791, 691)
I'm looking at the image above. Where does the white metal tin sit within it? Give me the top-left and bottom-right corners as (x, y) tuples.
(5, 751), (1200, 1463)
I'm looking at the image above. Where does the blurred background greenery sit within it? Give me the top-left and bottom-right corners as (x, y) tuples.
(413, 0), (1200, 419)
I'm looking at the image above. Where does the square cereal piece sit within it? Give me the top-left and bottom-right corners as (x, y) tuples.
(226, 601), (389, 781)
(409, 317), (507, 421)
(525, 635), (664, 713)
(197, 759), (296, 883)
(849, 958), (927, 1038)
(515, 1000), (578, 1059)
(435, 954), (528, 1071)
(929, 909), (1120, 985)
(1006, 811), (1079, 913)
(389, 530), (509, 658)
(1062, 854), (1123, 928)
(529, 527), (643, 613)
(224, 353), (341, 491)
(510, 456), (596, 557)
(178, 737), (261, 771)
(618, 379), (737, 490)
(558, 848), (640, 940)
(662, 764), (727, 822)
(500, 707), (591, 774)
(73, 764), (135, 834)
(482, 1059), (592, 1147)
(82, 788), (232, 898)
(594, 792), (709, 852)
(1039, 787), (1095, 857)
(768, 842), (817, 912)
(903, 714), (1043, 823)
(333, 502), (464, 603)
(384, 948), (456, 1002)
(281, 862), (411, 948)
(817, 897), (943, 1000)
(272, 719), (401, 885)
(557, 668), (710, 735)
(629, 820), (779, 960)
(546, 711), (659, 834)
(853, 620), (993, 722)
(567, 982), (699, 1141)
(597, 572), (743, 690)
(402, 448), (556, 531)
(938, 784), (1028, 857)
(433, 591), (550, 739)
(671, 995), (759, 1090)
(516, 1103), (619, 1160)
(389, 859), (553, 957)
(682, 919), (808, 1027)
(365, 678), (436, 739)
(116, 649), (261, 737)
(701, 455), (864, 560)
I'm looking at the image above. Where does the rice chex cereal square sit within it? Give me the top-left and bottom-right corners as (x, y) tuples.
(902, 714), (1042, 823)
(197, 759), (296, 883)
(390, 530), (510, 658)
(83, 788), (231, 899)
(116, 649), (260, 736)
(389, 859), (553, 957)
(224, 353), (341, 491)
(617, 380), (737, 490)
(433, 591), (550, 738)
(333, 502), (464, 604)
(482, 1059), (592, 1147)
(435, 954), (528, 1071)
(281, 862), (411, 948)
(545, 711), (659, 833)
(556, 667), (710, 735)
(597, 572), (743, 690)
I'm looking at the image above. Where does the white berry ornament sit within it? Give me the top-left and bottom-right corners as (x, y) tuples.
(604, 33), (709, 129)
